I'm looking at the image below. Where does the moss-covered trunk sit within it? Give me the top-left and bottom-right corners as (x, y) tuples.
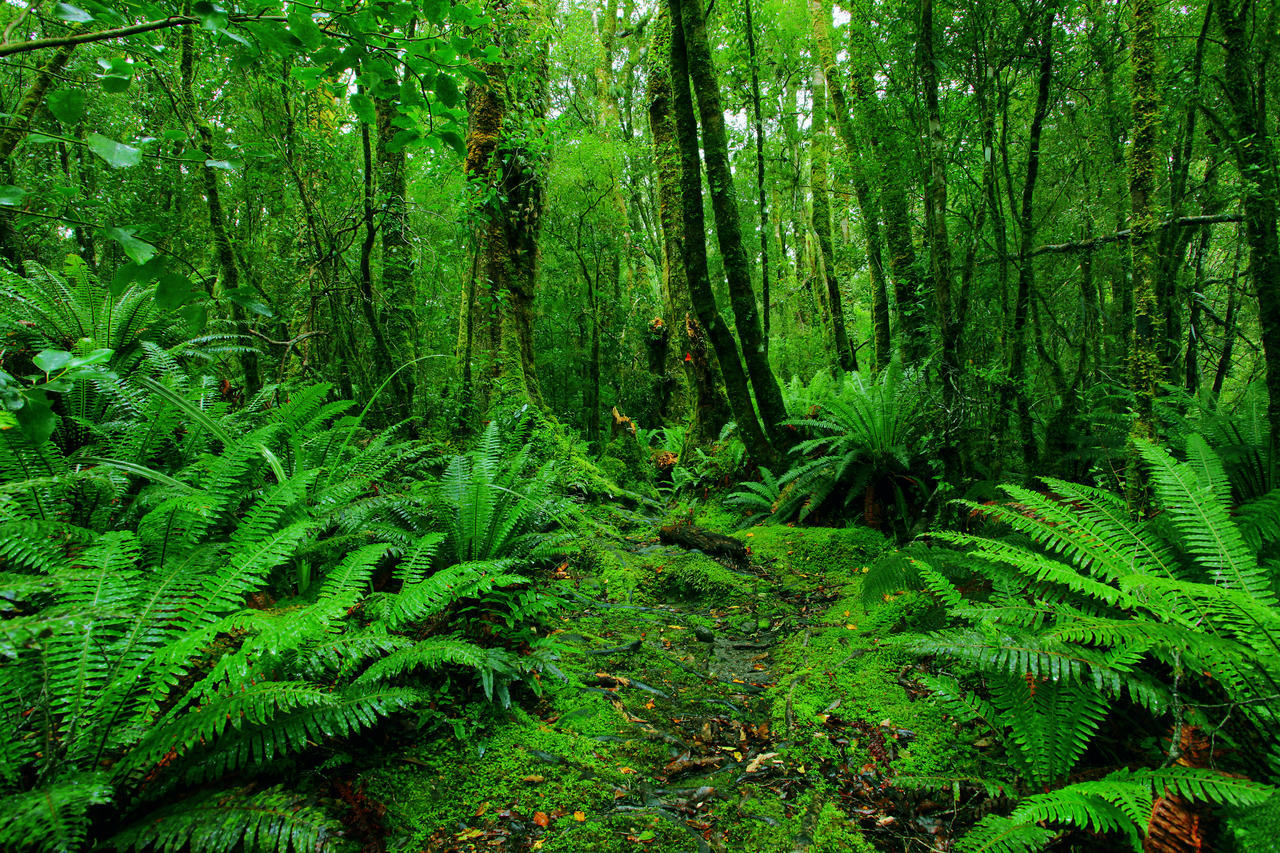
(646, 7), (731, 447)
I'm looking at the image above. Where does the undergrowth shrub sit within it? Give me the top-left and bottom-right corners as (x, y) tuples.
(892, 436), (1279, 851)
(0, 359), (568, 850)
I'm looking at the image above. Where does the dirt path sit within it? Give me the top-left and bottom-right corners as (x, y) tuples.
(363, 519), (979, 852)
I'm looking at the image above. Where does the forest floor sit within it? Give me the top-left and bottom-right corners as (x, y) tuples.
(362, 509), (989, 852)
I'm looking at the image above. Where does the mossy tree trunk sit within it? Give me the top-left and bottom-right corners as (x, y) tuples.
(646, 7), (731, 448)
(1213, 0), (1280, 447)
(807, 49), (856, 374)
(460, 0), (550, 421)
(375, 79), (418, 427)
(666, 0), (776, 467)
(672, 0), (788, 445)
(1127, 0), (1163, 447)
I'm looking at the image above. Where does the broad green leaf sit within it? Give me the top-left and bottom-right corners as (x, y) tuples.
(288, 5), (323, 50)
(101, 227), (156, 264)
(349, 92), (376, 124)
(53, 3), (93, 22)
(434, 73), (460, 108)
(14, 390), (57, 444)
(203, 159), (239, 171)
(155, 273), (194, 311)
(438, 130), (465, 157)
(0, 185), (26, 207)
(100, 75), (131, 93)
(33, 350), (72, 374)
(87, 133), (141, 168)
(385, 129), (420, 153)
(48, 90), (87, 126)
(226, 287), (273, 317)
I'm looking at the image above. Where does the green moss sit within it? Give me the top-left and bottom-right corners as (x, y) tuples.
(743, 523), (885, 577)
(650, 550), (754, 603)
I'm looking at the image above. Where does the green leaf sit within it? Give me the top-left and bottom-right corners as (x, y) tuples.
(52, 3), (93, 22)
(288, 5), (323, 50)
(437, 130), (465, 157)
(33, 350), (72, 374)
(155, 273), (194, 311)
(434, 72), (460, 108)
(349, 92), (376, 124)
(48, 90), (87, 126)
(203, 159), (239, 171)
(67, 349), (114, 369)
(100, 227), (156, 264)
(14, 390), (57, 444)
(87, 133), (141, 168)
(386, 129), (419, 153)
(226, 287), (273, 317)
(0, 185), (26, 207)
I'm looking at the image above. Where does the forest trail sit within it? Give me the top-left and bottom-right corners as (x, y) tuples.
(365, 518), (974, 852)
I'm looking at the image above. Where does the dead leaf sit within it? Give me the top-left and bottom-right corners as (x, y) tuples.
(573, 811), (586, 822)
(533, 811), (549, 827)
(745, 751), (779, 773)
(522, 774), (545, 783)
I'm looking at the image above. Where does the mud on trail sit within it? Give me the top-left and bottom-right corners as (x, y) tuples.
(362, 517), (988, 852)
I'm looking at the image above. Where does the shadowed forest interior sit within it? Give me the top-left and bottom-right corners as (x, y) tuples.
(2, 0), (1280, 850)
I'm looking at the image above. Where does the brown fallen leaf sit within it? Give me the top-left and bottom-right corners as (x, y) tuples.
(533, 811), (549, 827)
(745, 751), (779, 773)
(522, 774), (545, 783)
(573, 811), (586, 822)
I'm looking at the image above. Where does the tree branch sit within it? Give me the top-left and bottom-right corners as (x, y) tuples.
(0, 14), (284, 58)
(1027, 213), (1242, 257)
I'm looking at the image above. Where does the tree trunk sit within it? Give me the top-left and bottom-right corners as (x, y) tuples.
(1214, 0), (1280, 443)
(1004, 5), (1054, 471)
(667, 0), (776, 466)
(1128, 0), (1163, 444)
(180, 20), (261, 397)
(744, 0), (771, 358)
(807, 52), (856, 373)
(646, 6), (731, 446)
(460, 0), (550, 419)
(673, 0), (788, 444)
(375, 90), (418, 426)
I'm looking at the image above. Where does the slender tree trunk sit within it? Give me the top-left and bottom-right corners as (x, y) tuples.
(460, 0), (550, 417)
(744, 0), (771, 357)
(808, 52), (856, 372)
(1214, 0), (1280, 442)
(667, 0), (776, 466)
(180, 20), (260, 397)
(846, 50), (925, 365)
(359, 118), (398, 396)
(673, 0), (788, 443)
(647, 6), (730, 445)
(375, 83), (418, 426)
(1004, 6), (1055, 471)
(1128, 0), (1163, 445)
(918, 0), (963, 472)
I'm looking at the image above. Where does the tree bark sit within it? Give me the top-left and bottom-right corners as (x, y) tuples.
(646, 6), (730, 446)
(1128, 0), (1163, 469)
(744, 0), (771, 358)
(807, 50), (856, 373)
(667, 0), (776, 466)
(1004, 5), (1055, 471)
(673, 0), (788, 443)
(1213, 0), (1280, 443)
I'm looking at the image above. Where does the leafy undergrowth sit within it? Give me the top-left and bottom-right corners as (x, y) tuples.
(362, 513), (988, 851)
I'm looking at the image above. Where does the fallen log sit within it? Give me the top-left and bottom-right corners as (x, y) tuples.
(658, 522), (749, 566)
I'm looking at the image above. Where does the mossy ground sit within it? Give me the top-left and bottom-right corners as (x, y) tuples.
(361, 515), (981, 851)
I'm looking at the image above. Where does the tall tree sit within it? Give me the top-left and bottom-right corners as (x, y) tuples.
(460, 0), (551, 417)
(646, 7), (731, 446)
(1212, 0), (1280, 444)
(672, 0), (789, 442)
(667, 0), (776, 465)
(807, 41), (857, 373)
